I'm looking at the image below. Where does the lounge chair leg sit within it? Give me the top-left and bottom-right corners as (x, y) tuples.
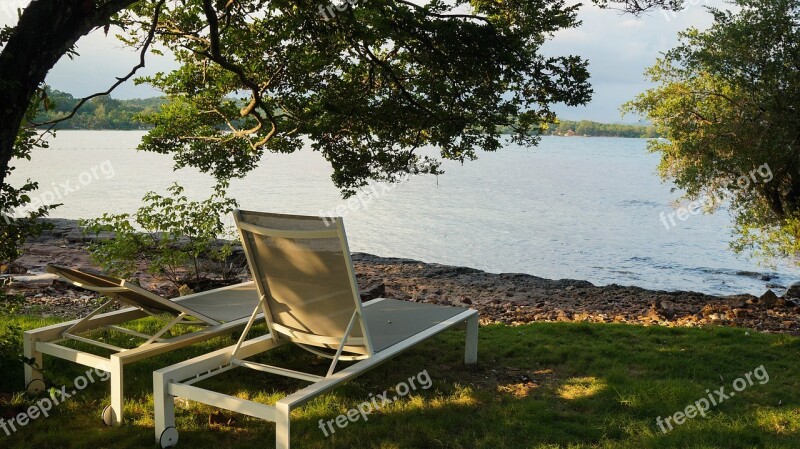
(23, 332), (44, 392)
(465, 314), (478, 365)
(154, 371), (176, 444)
(276, 403), (291, 449)
(109, 355), (124, 426)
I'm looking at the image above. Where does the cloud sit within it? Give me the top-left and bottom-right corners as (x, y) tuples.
(45, 30), (177, 99)
(543, 1), (728, 121)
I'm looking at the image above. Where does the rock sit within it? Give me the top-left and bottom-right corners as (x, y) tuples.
(708, 314), (726, 325)
(700, 304), (716, 318)
(784, 282), (800, 300)
(360, 281), (386, 301)
(8, 273), (58, 288)
(655, 301), (677, 319)
(461, 297), (473, 305)
(572, 312), (592, 322)
(555, 310), (572, 322)
(731, 308), (749, 319)
(760, 290), (780, 308)
(645, 303), (662, 321)
(0, 262), (27, 275)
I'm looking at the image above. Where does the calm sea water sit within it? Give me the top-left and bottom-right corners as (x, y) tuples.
(9, 130), (799, 296)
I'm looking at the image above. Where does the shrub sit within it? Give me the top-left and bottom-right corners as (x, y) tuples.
(81, 183), (239, 291)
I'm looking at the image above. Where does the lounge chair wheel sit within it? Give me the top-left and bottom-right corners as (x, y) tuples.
(101, 405), (114, 426)
(25, 379), (46, 393)
(159, 426), (179, 448)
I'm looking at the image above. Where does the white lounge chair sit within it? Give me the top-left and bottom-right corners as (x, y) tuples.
(153, 210), (478, 448)
(24, 265), (261, 426)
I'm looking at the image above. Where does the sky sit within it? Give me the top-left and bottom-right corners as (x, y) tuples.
(0, 0), (726, 122)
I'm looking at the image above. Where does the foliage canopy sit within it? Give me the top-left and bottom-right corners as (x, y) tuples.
(124, 0), (592, 195)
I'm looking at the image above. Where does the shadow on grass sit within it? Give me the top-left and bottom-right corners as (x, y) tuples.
(1, 319), (798, 448)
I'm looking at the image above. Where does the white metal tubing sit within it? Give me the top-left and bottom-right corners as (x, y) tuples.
(154, 335), (282, 442)
(109, 355), (124, 426)
(326, 310), (359, 377)
(104, 325), (161, 341)
(233, 360), (324, 383)
(227, 297), (266, 362)
(63, 333), (126, 352)
(155, 335), (281, 385)
(276, 402), (291, 449)
(338, 220), (375, 357)
(182, 363), (236, 386)
(35, 342), (112, 371)
(144, 313), (188, 345)
(279, 309), (478, 410)
(153, 368), (175, 442)
(117, 315), (262, 365)
(63, 298), (118, 336)
(25, 308), (150, 342)
(168, 382), (278, 421)
(23, 333), (43, 393)
(236, 221), (340, 240)
(465, 313), (479, 364)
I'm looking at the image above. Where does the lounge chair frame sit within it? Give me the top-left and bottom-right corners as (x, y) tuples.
(153, 211), (478, 448)
(24, 267), (261, 426)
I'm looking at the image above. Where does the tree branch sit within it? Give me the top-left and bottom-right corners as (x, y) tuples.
(31, 0), (167, 128)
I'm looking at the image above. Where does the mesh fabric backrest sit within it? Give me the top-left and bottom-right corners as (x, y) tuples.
(47, 265), (181, 315)
(236, 211), (363, 342)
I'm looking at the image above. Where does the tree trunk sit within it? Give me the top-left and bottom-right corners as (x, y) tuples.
(0, 0), (137, 187)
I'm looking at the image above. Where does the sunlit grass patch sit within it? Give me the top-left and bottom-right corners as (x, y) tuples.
(558, 377), (608, 400)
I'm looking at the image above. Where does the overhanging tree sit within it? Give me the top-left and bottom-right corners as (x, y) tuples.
(625, 0), (800, 264)
(0, 0), (682, 191)
(118, 0), (598, 193)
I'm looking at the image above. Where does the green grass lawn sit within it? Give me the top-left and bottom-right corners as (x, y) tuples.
(1, 315), (798, 449)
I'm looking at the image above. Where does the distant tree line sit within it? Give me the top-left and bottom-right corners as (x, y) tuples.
(498, 119), (660, 138)
(545, 120), (661, 138)
(34, 89), (166, 130)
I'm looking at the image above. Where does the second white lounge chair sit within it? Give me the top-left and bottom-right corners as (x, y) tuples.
(24, 265), (261, 426)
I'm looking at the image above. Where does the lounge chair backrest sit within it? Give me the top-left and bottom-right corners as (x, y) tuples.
(234, 210), (371, 354)
(45, 265), (213, 322)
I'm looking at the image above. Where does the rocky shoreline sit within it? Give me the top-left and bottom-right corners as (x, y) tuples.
(3, 219), (800, 335)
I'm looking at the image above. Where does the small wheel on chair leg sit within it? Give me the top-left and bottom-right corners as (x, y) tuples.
(159, 426), (179, 449)
(101, 405), (114, 426)
(25, 379), (46, 394)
